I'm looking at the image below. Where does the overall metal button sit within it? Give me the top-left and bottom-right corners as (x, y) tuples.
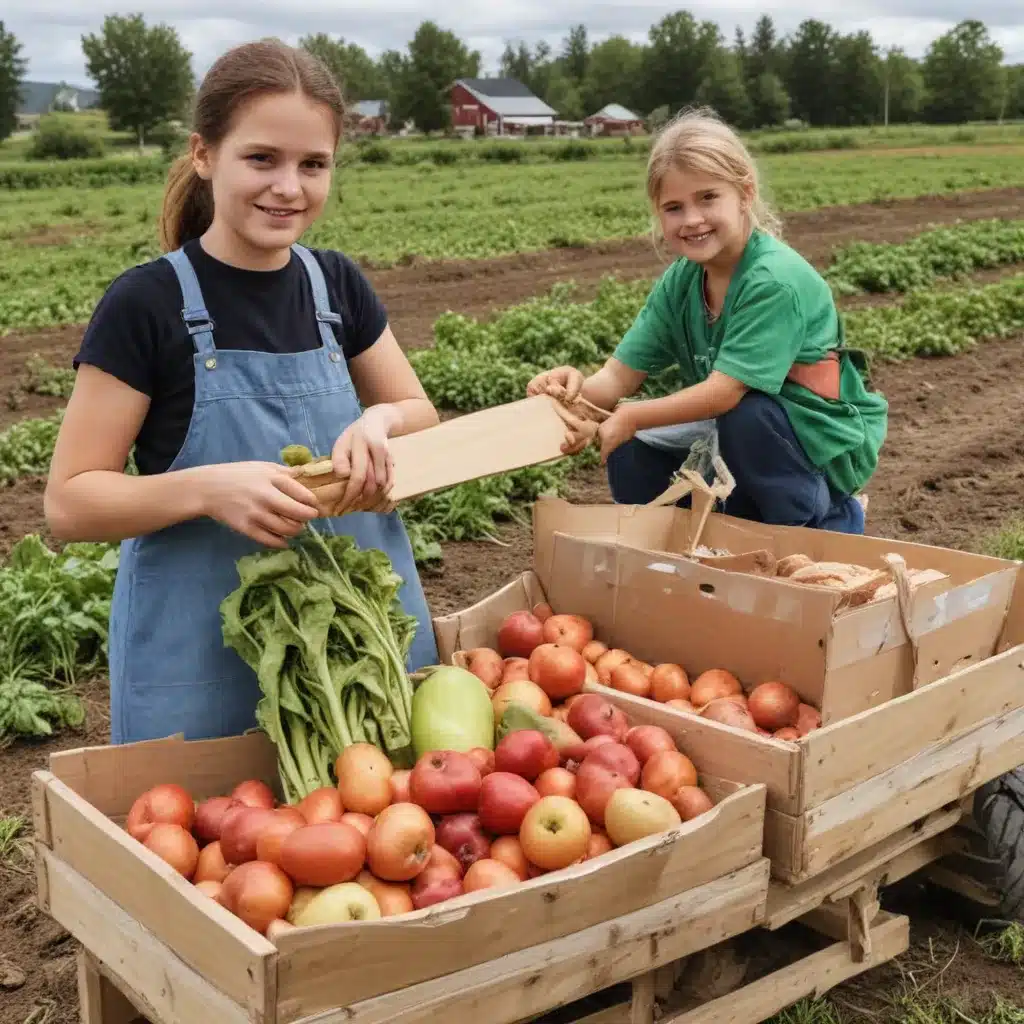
(329, 351), (341, 363)
(204, 357), (217, 370)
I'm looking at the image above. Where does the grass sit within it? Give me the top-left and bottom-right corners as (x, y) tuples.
(0, 814), (29, 869)
(980, 522), (1024, 561)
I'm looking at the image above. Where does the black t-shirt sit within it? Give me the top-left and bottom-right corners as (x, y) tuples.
(74, 238), (387, 475)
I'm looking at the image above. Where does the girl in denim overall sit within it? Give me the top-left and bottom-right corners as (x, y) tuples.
(44, 40), (440, 743)
(528, 108), (887, 535)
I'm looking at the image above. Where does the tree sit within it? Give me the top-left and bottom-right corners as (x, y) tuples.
(581, 35), (644, 116)
(0, 20), (27, 143)
(783, 19), (838, 125)
(882, 49), (924, 124)
(641, 11), (722, 113)
(748, 71), (790, 126)
(695, 49), (753, 128)
(544, 67), (584, 121)
(562, 24), (589, 84)
(745, 16), (783, 86)
(831, 31), (882, 126)
(922, 20), (1004, 123)
(1005, 65), (1024, 120)
(82, 14), (193, 148)
(300, 34), (387, 101)
(393, 21), (479, 133)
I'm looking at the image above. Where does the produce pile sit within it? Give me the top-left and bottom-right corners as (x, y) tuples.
(465, 604), (823, 742)
(120, 666), (715, 936)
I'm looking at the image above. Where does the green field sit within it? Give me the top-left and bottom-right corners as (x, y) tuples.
(2, 146), (1024, 334)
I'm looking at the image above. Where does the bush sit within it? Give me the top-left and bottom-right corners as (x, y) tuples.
(479, 143), (524, 163)
(358, 141), (392, 164)
(553, 140), (593, 161)
(28, 114), (106, 161)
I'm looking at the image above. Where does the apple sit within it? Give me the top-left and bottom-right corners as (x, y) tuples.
(466, 747), (496, 777)
(595, 649), (633, 685)
(296, 787), (343, 825)
(292, 882), (381, 925)
(390, 769), (412, 804)
(519, 796), (591, 871)
(535, 767), (577, 799)
(463, 858), (522, 893)
(541, 614), (594, 653)
(609, 662), (651, 699)
(492, 680), (552, 720)
(497, 611), (545, 659)
(335, 743), (393, 817)
(409, 750), (482, 815)
(529, 644), (587, 700)
(585, 831), (614, 860)
(583, 742), (641, 786)
(502, 658), (531, 682)
(478, 772), (541, 834)
(489, 836), (530, 879)
(671, 786), (715, 821)
(574, 760), (634, 827)
(493, 730), (559, 781)
(604, 789), (682, 846)
(435, 813), (491, 872)
(424, 843), (464, 880)
(126, 783), (196, 843)
(532, 602), (554, 622)
(366, 802), (435, 881)
(650, 664), (690, 703)
(582, 640), (608, 664)
(194, 840), (231, 884)
(219, 806), (279, 865)
(796, 703), (822, 735)
(193, 796), (239, 845)
(625, 725), (678, 766)
(641, 750), (699, 800)
(463, 647), (505, 690)
(356, 870), (414, 917)
(231, 780), (277, 810)
(568, 694), (629, 743)
(412, 873), (464, 909)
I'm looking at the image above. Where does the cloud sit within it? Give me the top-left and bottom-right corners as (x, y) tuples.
(5, 0), (1021, 86)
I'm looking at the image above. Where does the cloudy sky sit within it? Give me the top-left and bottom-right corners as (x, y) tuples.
(7, 0), (1023, 87)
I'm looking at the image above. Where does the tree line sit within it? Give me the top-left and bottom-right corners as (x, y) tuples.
(1, 13), (1023, 146)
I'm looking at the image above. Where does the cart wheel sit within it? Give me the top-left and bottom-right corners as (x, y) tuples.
(973, 767), (1024, 922)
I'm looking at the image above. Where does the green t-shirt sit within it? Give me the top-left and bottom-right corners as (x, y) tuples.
(613, 230), (888, 496)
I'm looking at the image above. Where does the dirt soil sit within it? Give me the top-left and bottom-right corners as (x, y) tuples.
(2, 187), (1024, 1024)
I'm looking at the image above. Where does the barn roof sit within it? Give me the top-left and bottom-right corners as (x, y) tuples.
(454, 78), (556, 118)
(589, 103), (642, 122)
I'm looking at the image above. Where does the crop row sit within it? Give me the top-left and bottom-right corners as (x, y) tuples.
(4, 148), (1024, 333)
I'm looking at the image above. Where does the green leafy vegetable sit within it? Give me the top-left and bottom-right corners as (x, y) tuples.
(220, 527), (420, 803)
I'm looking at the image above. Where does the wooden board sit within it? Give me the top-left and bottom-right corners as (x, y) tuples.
(296, 394), (571, 506)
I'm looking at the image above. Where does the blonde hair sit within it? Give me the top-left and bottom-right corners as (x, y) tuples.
(159, 38), (345, 252)
(646, 106), (782, 253)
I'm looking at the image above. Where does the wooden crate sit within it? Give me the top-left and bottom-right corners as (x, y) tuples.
(434, 570), (1024, 885)
(34, 731), (770, 1024)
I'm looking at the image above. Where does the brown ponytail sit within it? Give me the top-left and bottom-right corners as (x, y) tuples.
(158, 37), (346, 252)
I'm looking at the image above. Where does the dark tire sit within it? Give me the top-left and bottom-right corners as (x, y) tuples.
(973, 767), (1024, 922)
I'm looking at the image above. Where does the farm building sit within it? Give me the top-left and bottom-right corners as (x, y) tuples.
(349, 100), (389, 136)
(584, 104), (645, 136)
(451, 78), (557, 136)
(16, 80), (101, 127)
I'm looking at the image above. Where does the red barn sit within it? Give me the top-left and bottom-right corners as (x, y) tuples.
(349, 100), (389, 136)
(584, 104), (645, 136)
(451, 78), (557, 136)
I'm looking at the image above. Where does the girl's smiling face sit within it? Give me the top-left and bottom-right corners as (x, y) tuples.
(192, 89), (337, 269)
(656, 166), (752, 269)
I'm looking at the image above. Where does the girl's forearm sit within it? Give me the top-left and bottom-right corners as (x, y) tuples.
(625, 374), (747, 431)
(367, 398), (439, 438)
(45, 467), (210, 543)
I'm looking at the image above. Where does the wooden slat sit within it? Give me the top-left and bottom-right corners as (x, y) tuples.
(37, 772), (274, 1016)
(763, 802), (962, 928)
(286, 859), (770, 1024)
(591, 685), (803, 815)
(803, 645), (1024, 808)
(78, 951), (143, 1024)
(802, 705), (1024, 877)
(275, 785), (766, 1017)
(42, 848), (254, 1024)
(662, 913), (909, 1024)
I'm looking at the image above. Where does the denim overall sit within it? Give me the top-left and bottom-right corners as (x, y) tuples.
(107, 243), (439, 744)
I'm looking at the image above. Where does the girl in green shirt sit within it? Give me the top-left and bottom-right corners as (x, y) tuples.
(528, 108), (887, 534)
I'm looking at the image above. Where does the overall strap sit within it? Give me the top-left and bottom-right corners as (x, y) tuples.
(162, 248), (216, 355)
(291, 244), (344, 353)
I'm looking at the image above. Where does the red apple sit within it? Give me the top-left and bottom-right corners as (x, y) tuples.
(528, 643), (587, 700)
(478, 773), (541, 834)
(541, 614), (594, 653)
(412, 873), (464, 909)
(583, 742), (641, 786)
(493, 730), (559, 781)
(568, 694), (629, 742)
(497, 611), (545, 659)
(409, 751), (482, 815)
(435, 813), (491, 872)
(463, 647), (505, 690)
(574, 760), (634, 827)
(366, 803), (435, 881)
(192, 796), (239, 845)
(625, 725), (678, 766)
(466, 747), (495, 777)
(532, 602), (554, 622)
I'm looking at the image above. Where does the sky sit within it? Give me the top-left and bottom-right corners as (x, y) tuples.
(6, 0), (1024, 88)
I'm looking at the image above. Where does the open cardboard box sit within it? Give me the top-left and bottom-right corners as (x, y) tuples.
(433, 500), (1024, 884)
(529, 497), (1023, 723)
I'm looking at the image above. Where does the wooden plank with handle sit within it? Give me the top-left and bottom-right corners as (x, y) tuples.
(295, 394), (579, 515)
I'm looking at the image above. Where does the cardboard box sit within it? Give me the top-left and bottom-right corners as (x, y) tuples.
(433, 501), (1024, 884)
(33, 731), (769, 1023)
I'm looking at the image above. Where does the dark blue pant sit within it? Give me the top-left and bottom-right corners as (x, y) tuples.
(607, 393), (864, 534)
